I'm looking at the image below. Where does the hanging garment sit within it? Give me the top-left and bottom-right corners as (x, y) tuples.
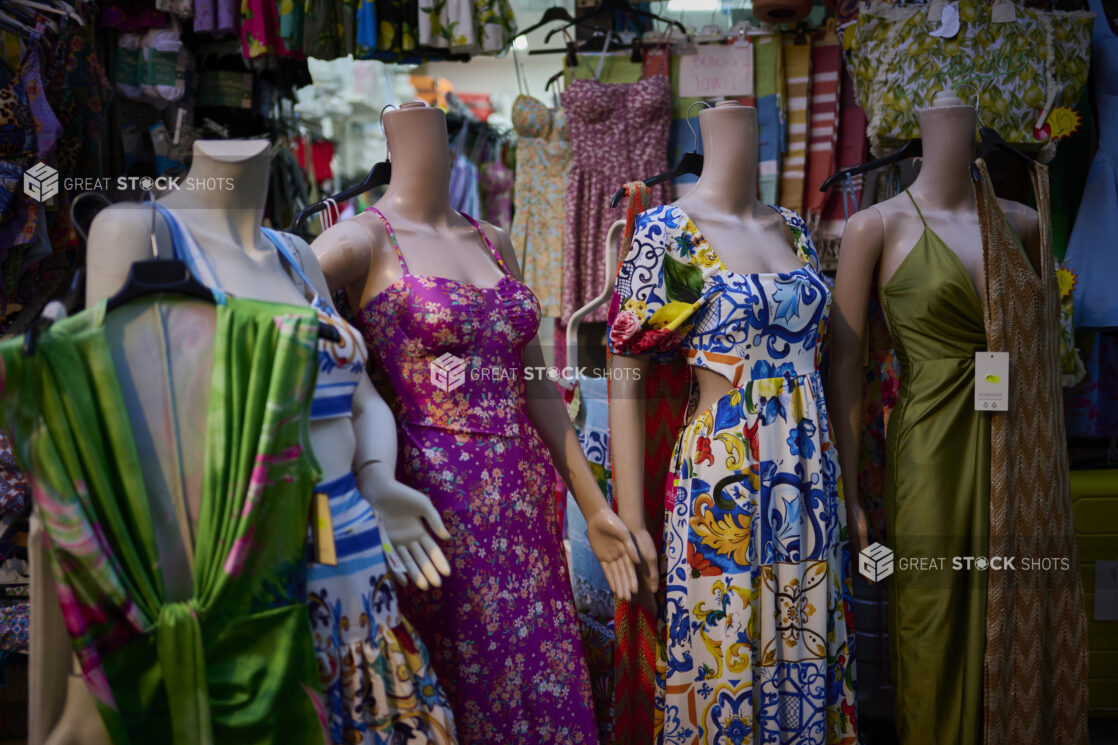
(1065, 0), (1118, 329)
(470, 0), (516, 52)
(193, 0), (236, 33)
(754, 34), (783, 205)
(880, 191), (988, 745)
(803, 33), (841, 226)
(973, 159), (1090, 745)
(510, 95), (570, 318)
(0, 297), (328, 745)
(353, 207), (599, 744)
(562, 76), (672, 325)
(608, 204), (857, 745)
(418, 0), (476, 52)
(779, 35), (811, 213)
(479, 160), (513, 231)
(159, 210), (459, 745)
(376, 0), (419, 53)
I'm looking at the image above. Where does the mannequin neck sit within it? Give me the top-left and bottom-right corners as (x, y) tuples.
(162, 140), (271, 247)
(378, 105), (453, 225)
(684, 104), (762, 215)
(909, 105), (978, 211)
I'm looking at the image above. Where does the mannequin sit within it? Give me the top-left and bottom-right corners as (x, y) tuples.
(607, 100), (857, 744)
(828, 93), (1039, 745)
(34, 140), (453, 744)
(312, 100), (640, 742)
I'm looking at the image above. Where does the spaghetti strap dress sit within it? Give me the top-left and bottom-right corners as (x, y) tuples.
(352, 208), (600, 744)
(879, 191), (988, 745)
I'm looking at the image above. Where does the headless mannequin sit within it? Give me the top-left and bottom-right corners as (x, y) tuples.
(312, 100), (642, 600)
(827, 92), (1040, 559)
(609, 101), (810, 606)
(32, 140), (450, 745)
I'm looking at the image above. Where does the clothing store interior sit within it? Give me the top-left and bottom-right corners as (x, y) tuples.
(0, 0), (1116, 742)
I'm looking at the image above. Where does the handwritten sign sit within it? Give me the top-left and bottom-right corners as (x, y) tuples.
(679, 44), (754, 98)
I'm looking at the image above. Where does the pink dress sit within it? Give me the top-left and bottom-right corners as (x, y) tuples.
(354, 208), (600, 745)
(560, 76), (671, 324)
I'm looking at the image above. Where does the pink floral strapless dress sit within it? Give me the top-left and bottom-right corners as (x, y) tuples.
(354, 208), (600, 745)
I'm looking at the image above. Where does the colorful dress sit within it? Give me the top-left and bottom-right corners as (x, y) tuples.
(510, 95), (570, 318)
(0, 296), (328, 745)
(562, 76), (671, 324)
(260, 229), (458, 745)
(608, 204), (857, 745)
(353, 208), (599, 744)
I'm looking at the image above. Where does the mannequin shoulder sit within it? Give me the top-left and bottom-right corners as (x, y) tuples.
(87, 202), (170, 260)
(282, 233), (334, 299)
(310, 215), (392, 282)
(996, 197), (1039, 243)
(837, 206), (886, 267)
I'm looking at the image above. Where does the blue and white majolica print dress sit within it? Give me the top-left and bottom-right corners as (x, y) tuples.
(607, 204), (857, 745)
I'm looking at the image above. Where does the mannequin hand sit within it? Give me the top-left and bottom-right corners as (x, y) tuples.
(846, 500), (869, 562)
(586, 509), (641, 602)
(367, 480), (452, 591)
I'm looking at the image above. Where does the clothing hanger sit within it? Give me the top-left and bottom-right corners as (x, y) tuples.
(8, 0), (84, 26)
(609, 101), (711, 207)
(544, 0), (688, 41)
(820, 139), (922, 192)
(513, 6), (588, 40)
(289, 105), (396, 232)
(564, 220), (626, 386)
(970, 126), (1034, 181)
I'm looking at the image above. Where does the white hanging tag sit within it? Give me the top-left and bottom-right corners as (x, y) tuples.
(991, 0), (1017, 23)
(975, 352), (1010, 411)
(929, 2), (960, 38)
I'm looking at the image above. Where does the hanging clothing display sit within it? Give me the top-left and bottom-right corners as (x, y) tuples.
(510, 95), (570, 318)
(479, 160), (513, 232)
(974, 160), (1089, 745)
(881, 191), (988, 745)
(561, 75), (672, 324)
(1065, 0), (1118, 329)
(354, 207), (599, 744)
(260, 228), (459, 745)
(0, 297), (328, 745)
(608, 204), (857, 745)
(778, 35), (811, 213)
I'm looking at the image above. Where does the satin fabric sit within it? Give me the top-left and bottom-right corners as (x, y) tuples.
(880, 194), (988, 745)
(0, 297), (328, 745)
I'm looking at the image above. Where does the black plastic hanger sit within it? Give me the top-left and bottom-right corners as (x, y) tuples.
(106, 259), (216, 312)
(610, 103), (709, 207)
(970, 126), (1034, 181)
(544, 0), (687, 41)
(513, 6), (586, 40)
(289, 160), (391, 232)
(820, 139), (922, 193)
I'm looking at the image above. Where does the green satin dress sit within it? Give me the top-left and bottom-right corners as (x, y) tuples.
(880, 191), (988, 745)
(0, 297), (328, 745)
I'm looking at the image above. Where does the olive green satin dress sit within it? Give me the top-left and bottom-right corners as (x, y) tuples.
(880, 191), (988, 745)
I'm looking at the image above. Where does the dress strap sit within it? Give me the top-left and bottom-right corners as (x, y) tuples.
(363, 207), (409, 274)
(458, 212), (508, 274)
(153, 204), (227, 305)
(260, 228), (322, 306)
(904, 189), (929, 228)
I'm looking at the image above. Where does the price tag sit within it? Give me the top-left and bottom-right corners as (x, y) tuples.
(975, 352), (1009, 411)
(309, 492), (338, 566)
(679, 45), (754, 98)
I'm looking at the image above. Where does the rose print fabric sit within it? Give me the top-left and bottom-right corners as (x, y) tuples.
(510, 95), (570, 317)
(354, 208), (599, 744)
(562, 76), (672, 324)
(609, 204), (857, 745)
(0, 297), (328, 745)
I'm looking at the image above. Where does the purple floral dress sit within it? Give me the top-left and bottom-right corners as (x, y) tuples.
(354, 208), (600, 744)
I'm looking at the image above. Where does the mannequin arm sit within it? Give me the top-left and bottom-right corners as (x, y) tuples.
(607, 353), (659, 612)
(826, 209), (882, 558)
(485, 224), (640, 601)
(288, 237), (451, 591)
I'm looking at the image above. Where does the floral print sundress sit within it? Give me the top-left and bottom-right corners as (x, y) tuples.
(608, 204), (857, 745)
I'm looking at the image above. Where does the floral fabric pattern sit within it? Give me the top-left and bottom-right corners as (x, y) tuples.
(845, 0), (1093, 153)
(609, 205), (857, 745)
(354, 209), (598, 743)
(510, 95), (570, 317)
